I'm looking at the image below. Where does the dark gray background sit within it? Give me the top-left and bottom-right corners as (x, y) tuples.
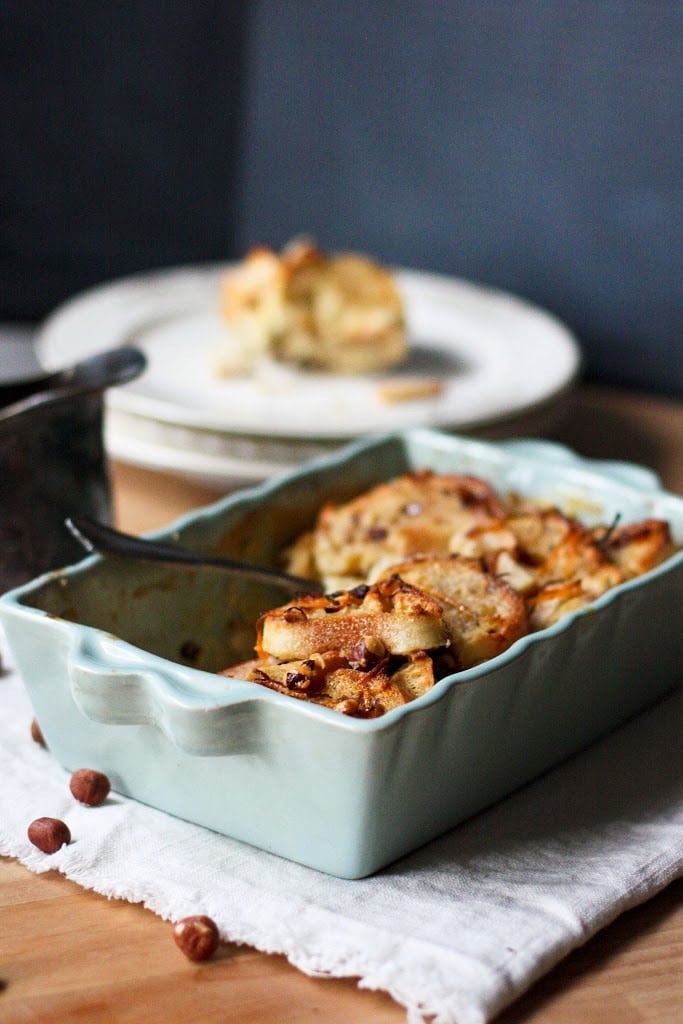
(2, 2), (681, 393)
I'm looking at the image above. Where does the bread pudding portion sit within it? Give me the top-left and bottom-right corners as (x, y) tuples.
(219, 469), (675, 718)
(284, 470), (508, 591)
(219, 238), (407, 374)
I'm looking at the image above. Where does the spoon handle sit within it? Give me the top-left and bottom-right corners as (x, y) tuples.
(0, 346), (146, 422)
(65, 515), (323, 595)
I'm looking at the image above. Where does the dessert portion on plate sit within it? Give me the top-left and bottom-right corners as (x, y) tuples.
(217, 238), (408, 375)
(221, 469), (675, 718)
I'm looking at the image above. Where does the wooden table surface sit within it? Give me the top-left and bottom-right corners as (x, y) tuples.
(1, 385), (682, 1024)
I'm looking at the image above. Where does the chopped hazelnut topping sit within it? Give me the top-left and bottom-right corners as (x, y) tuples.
(349, 635), (387, 670)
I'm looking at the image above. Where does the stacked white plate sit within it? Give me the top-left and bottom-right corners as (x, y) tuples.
(37, 264), (581, 489)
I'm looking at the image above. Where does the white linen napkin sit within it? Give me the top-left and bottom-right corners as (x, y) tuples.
(1, 630), (682, 1024)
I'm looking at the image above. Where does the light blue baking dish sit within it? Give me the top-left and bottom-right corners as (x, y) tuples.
(2, 431), (682, 878)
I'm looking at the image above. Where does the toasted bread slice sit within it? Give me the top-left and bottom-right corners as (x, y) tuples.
(527, 580), (590, 630)
(523, 521), (640, 629)
(301, 470), (507, 590)
(505, 507), (575, 564)
(378, 557), (528, 667)
(282, 528), (317, 581)
(534, 523), (624, 593)
(595, 518), (674, 578)
(379, 555), (527, 668)
(256, 576), (448, 661)
(447, 519), (519, 560)
(313, 650), (435, 715)
(484, 549), (538, 595)
(389, 650), (438, 702)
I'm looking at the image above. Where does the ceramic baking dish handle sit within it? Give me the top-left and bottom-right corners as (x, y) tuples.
(67, 633), (261, 756)
(498, 439), (663, 492)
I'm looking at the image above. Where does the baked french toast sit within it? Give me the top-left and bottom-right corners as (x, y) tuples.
(220, 469), (675, 718)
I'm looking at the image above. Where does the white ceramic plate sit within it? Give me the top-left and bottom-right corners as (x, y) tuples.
(37, 264), (581, 482)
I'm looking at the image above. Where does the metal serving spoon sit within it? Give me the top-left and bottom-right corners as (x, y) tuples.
(65, 515), (324, 595)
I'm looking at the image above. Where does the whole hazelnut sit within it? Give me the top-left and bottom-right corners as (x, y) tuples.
(27, 817), (71, 854)
(69, 768), (111, 806)
(173, 915), (220, 961)
(30, 718), (47, 747)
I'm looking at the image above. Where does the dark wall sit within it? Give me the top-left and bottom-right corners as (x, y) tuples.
(1, 1), (246, 317)
(238, 2), (682, 395)
(2, 2), (681, 394)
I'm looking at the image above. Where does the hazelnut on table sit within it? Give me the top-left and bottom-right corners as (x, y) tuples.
(27, 817), (71, 854)
(173, 915), (220, 961)
(69, 768), (111, 806)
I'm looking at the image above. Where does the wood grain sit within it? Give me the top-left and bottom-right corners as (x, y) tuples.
(1, 858), (681, 1024)
(2, 385), (682, 1023)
